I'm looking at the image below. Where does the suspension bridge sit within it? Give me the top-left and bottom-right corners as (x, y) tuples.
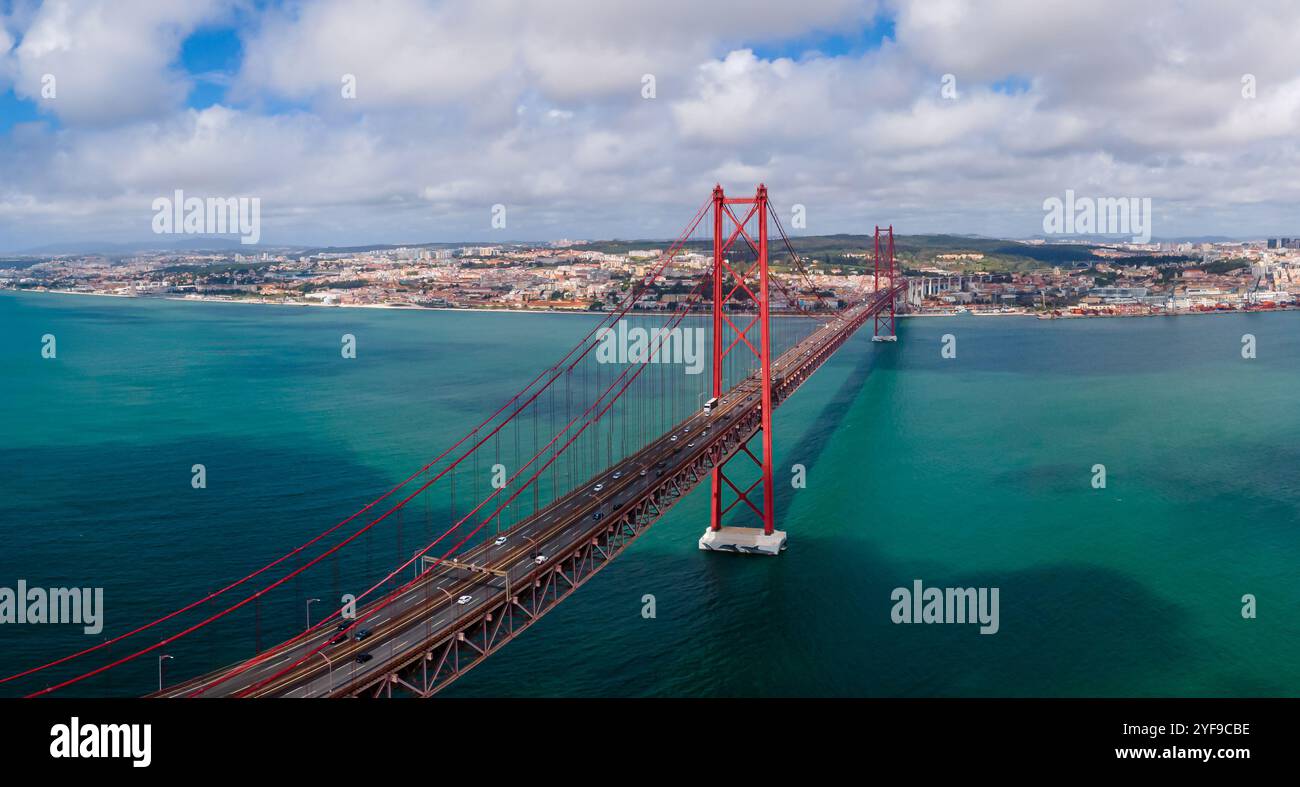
(5, 185), (914, 698)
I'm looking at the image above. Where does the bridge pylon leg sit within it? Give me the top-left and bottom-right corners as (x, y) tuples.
(699, 184), (786, 556)
(709, 185), (725, 534)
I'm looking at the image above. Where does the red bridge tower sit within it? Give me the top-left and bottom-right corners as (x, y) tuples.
(698, 184), (786, 556)
(872, 225), (897, 342)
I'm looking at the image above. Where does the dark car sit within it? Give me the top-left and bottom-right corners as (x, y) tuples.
(356, 653), (374, 664)
(592, 511), (604, 520)
(354, 629), (372, 642)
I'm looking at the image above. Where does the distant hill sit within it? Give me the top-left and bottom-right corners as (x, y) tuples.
(1020, 233), (1249, 244)
(15, 237), (301, 256)
(583, 233), (1097, 272)
(10, 233), (1101, 273)
(294, 241), (466, 256)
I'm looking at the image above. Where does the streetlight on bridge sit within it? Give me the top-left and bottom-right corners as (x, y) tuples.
(158, 654), (173, 692)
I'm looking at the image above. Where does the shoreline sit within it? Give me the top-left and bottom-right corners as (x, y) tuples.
(906, 307), (1300, 320)
(8, 287), (1298, 322)
(1, 288), (607, 316)
(0, 288), (831, 318)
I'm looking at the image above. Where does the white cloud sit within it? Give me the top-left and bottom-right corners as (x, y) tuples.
(4, 0), (1300, 250)
(234, 0), (519, 110)
(7, 0), (229, 125)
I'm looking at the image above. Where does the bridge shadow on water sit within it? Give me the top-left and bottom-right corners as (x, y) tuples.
(749, 536), (1228, 697)
(769, 333), (886, 527)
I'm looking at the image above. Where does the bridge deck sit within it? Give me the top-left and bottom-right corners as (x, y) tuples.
(154, 290), (894, 697)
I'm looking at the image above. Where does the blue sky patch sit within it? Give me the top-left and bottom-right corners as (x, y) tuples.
(178, 26), (243, 109)
(747, 14), (895, 61)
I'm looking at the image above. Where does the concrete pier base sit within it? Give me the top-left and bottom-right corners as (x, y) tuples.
(698, 526), (787, 556)
(871, 335), (897, 342)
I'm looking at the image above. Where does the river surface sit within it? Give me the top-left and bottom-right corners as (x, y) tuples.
(2, 290), (1297, 696)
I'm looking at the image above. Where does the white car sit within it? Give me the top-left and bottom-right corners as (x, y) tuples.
(639, 469), (647, 477)
(493, 536), (507, 546)
(670, 435), (678, 442)
(612, 471), (622, 479)
(534, 555), (548, 565)
(456, 595), (473, 605)
(594, 483), (604, 492)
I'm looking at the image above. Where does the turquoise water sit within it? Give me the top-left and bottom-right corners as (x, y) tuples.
(2, 290), (1298, 696)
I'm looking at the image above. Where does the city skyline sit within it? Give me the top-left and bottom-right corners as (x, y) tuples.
(3, 0), (1300, 251)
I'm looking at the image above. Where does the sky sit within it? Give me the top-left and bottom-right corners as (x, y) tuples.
(1, 0), (1300, 251)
